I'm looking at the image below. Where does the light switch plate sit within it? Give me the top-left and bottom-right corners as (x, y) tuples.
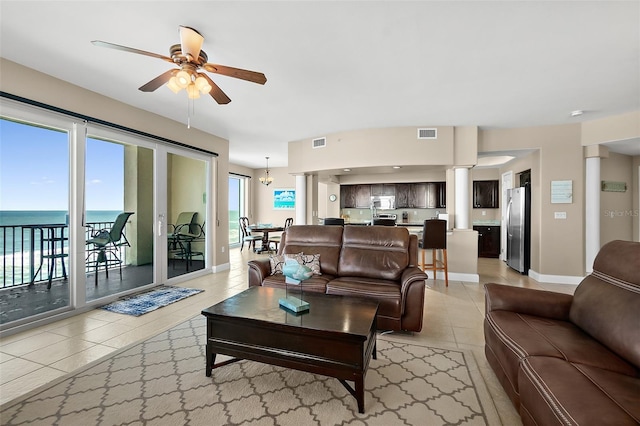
(554, 212), (567, 219)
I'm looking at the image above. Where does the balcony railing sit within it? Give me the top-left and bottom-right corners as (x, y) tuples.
(0, 221), (128, 289)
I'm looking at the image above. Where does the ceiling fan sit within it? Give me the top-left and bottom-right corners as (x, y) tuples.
(92, 25), (266, 104)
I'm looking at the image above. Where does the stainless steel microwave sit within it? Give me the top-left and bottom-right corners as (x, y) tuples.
(371, 195), (395, 210)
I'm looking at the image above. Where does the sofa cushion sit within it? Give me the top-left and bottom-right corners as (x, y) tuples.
(569, 241), (640, 368)
(280, 225), (343, 276)
(519, 356), (640, 425)
(326, 277), (401, 319)
(262, 273), (333, 294)
(486, 311), (637, 381)
(338, 226), (410, 281)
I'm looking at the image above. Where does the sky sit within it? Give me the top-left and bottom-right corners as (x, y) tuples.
(0, 118), (124, 211)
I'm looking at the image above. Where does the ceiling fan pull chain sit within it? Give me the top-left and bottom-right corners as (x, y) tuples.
(187, 97), (192, 129)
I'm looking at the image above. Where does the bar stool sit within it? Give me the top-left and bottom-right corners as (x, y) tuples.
(419, 219), (448, 287)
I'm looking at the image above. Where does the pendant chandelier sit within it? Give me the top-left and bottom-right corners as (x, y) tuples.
(259, 156), (274, 186)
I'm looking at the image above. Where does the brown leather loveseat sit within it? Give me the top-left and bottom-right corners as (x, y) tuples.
(484, 240), (640, 425)
(248, 225), (426, 332)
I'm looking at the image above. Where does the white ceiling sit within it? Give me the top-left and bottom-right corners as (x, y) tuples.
(1, 1), (639, 169)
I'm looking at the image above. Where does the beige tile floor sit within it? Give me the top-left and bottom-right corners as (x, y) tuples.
(0, 248), (577, 424)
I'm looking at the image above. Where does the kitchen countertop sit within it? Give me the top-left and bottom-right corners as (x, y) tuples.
(472, 220), (501, 226)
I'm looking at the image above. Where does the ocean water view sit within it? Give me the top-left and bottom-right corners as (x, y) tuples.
(1, 211), (123, 287)
(0, 210), (122, 255)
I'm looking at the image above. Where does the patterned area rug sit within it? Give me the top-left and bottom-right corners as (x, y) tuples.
(100, 286), (203, 316)
(1, 316), (500, 425)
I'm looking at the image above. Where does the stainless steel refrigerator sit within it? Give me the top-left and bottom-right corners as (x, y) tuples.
(506, 186), (530, 274)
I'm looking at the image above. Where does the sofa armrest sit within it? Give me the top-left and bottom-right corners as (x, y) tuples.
(484, 283), (573, 321)
(248, 259), (271, 287)
(400, 267), (427, 296)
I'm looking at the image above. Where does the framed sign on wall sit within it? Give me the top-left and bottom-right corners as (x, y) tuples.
(274, 189), (295, 210)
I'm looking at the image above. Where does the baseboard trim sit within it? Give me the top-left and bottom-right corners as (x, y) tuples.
(424, 271), (480, 283)
(212, 263), (230, 273)
(528, 269), (583, 285)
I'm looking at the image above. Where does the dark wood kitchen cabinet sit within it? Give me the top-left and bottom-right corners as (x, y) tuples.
(426, 182), (446, 209)
(355, 185), (371, 207)
(340, 185), (356, 208)
(341, 185), (371, 208)
(395, 184), (411, 208)
(473, 180), (499, 208)
(408, 183), (427, 208)
(370, 184), (395, 196)
(474, 225), (500, 258)
(395, 182), (446, 208)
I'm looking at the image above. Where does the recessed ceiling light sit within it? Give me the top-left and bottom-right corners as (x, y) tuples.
(343, 168), (351, 172)
(571, 110), (584, 117)
(392, 166), (401, 169)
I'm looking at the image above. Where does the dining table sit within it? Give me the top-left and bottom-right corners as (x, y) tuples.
(248, 224), (284, 253)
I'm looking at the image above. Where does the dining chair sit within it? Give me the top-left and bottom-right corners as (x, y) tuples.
(372, 218), (396, 226)
(418, 219), (448, 286)
(268, 217), (293, 251)
(239, 216), (263, 252)
(323, 217), (345, 225)
(86, 212), (135, 286)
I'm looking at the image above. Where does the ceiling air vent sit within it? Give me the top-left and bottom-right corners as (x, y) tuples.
(417, 128), (437, 139)
(312, 137), (327, 148)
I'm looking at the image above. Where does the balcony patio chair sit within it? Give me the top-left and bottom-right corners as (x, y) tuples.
(268, 217), (293, 251)
(240, 216), (263, 252)
(172, 220), (205, 271)
(86, 212), (134, 286)
(168, 212), (198, 264)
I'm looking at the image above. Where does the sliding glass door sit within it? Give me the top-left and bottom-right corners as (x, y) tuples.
(84, 133), (155, 302)
(1, 98), (214, 331)
(166, 151), (208, 279)
(0, 114), (72, 325)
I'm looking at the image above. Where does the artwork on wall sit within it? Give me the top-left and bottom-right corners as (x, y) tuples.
(551, 180), (573, 204)
(274, 189), (295, 210)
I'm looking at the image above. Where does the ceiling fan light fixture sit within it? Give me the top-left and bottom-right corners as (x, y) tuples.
(195, 75), (212, 94)
(166, 76), (182, 94)
(175, 69), (191, 89)
(186, 83), (201, 99)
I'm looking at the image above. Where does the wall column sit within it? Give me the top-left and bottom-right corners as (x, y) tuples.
(585, 155), (602, 273)
(454, 167), (471, 229)
(295, 175), (307, 225)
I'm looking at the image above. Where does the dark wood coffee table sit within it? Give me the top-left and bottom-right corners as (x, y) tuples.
(201, 286), (378, 413)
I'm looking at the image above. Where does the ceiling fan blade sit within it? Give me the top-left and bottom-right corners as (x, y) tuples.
(139, 69), (176, 92)
(179, 26), (204, 62)
(201, 74), (231, 104)
(203, 63), (267, 85)
(91, 40), (174, 63)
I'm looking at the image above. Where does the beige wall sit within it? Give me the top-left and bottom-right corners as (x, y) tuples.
(1, 59), (231, 269)
(601, 152), (635, 244)
(251, 167), (297, 227)
(581, 111), (640, 146)
(481, 124), (584, 277)
(288, 126), (456, 174)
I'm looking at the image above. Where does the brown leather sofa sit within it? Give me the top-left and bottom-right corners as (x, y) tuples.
(248, 225), (426, 332)
(484, 240), (640, 425)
